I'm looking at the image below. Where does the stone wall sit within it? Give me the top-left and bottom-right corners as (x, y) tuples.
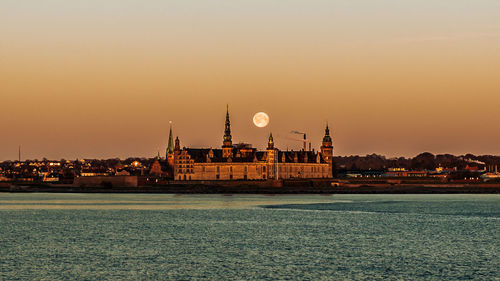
(185, 162), (331, 180)
(73, 176), (138, 187)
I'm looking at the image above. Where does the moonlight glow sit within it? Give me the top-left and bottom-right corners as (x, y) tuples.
(253, 112), (270, 128)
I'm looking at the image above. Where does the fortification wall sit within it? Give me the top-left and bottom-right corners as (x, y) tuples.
(73, 176), (138, 187)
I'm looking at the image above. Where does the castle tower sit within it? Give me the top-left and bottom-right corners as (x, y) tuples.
(174, 136), (180, 152)
(266, 133), (277, 179)
(267, 133), (274, 150)
(222, 105), (233, 158)
(166, 122), (175, 167)
(320, 123), (334, 177)
(168, 136), (181, 179)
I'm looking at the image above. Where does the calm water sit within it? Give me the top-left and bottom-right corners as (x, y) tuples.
(0, 193), (499, 280)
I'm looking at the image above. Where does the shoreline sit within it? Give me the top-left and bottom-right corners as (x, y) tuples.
(2, 184), (500, 194)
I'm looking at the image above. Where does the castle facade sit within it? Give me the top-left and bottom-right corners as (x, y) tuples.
(167, 107), (334, 181)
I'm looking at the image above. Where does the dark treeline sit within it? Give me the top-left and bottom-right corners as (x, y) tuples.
(333, 153), (500, 171)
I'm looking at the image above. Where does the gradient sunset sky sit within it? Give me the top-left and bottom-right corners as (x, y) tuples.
(1, 0), (500, 161)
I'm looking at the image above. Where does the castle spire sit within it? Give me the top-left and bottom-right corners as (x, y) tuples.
(321, 122), (334, 178)
(166, 121), (174, 157)
(222, 105), (233, 158)
(174, 136), (180, 151)
(323, 122), (332, 143)
(267, 133), (274, 149)
(223, 105), (231, 143)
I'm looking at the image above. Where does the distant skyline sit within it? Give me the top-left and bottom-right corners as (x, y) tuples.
(1, 0), (500, 161)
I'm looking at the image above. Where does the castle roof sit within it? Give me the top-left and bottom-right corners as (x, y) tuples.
(184, 148), (327, 164)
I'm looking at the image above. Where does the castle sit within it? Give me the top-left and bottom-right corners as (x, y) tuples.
(165, 107), (334, 181)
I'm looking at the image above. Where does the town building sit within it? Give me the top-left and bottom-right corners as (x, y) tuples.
(167, 107), (334, 181)
(384, 168), (427, 177)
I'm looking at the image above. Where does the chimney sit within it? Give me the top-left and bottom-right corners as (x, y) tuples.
(303, 134), (307, 151)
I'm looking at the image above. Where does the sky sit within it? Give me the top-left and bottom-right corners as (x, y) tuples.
(1, 0), (500, 161)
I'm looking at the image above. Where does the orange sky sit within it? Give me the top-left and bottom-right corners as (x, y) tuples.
(1, 0), (500, 160)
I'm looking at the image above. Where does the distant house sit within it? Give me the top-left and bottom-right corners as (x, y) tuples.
(481, 172), (500, 181)
(148, 159), (169, 177)
(80, 167), (111, 177)
(385, 168), (427, 177)
(115, 169), (131, 176)
(346, 172), (363, 178)
(435, 166), (457, 173)
(344, 170), (384, 178)
(39, 172), (60, 182)
(464, 165), (479, 172)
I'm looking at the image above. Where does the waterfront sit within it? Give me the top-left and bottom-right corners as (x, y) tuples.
(1, 194), (499, 280)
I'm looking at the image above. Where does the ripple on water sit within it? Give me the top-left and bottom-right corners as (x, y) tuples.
(0, 194), (499, 280)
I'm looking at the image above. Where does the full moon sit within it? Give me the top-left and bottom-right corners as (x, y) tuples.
(253, 112), (270, 128)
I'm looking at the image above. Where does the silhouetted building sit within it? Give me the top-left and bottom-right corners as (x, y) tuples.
(170, 107), (334, 181)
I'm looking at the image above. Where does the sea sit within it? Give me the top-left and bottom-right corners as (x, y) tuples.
(0, 193), (498, 280)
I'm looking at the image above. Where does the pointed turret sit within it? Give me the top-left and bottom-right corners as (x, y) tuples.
(267, 133), (274, 149)
(266, 132), (277, 179)
(223, 105), (232, 143)
(166, 122), (175, 169)
(323, 123), (332, 144)
(222, 105), (233, 158)
(320, 122), (334, 177)
(166, 122), (174, 157)
(174, 136), (180, 152)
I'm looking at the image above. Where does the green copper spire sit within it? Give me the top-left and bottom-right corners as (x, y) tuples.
(166, 121), (174, 156)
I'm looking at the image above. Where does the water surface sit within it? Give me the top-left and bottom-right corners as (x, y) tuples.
(1, 194), (498, 280)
